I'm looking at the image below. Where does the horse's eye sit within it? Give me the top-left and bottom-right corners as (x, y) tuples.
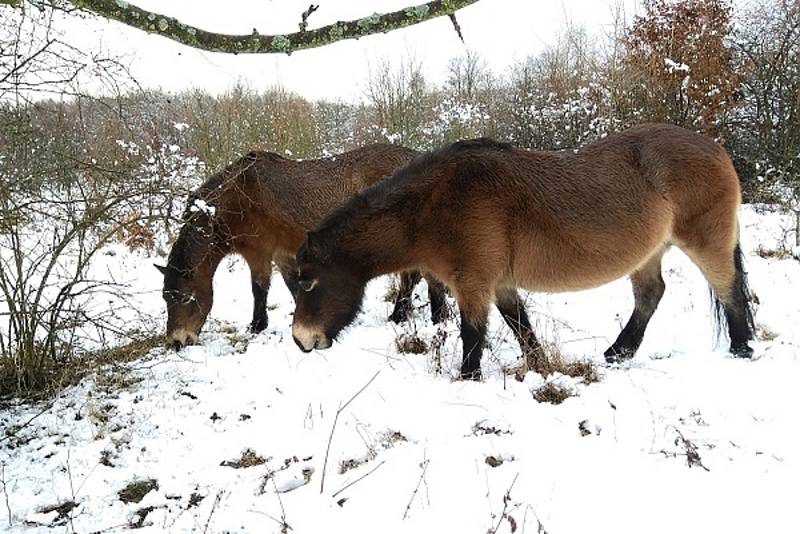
(166, 289), (195, 304)
(298, 279), (318, 292)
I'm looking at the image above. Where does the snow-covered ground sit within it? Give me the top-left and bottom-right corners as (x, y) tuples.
(1, 205), (799, 534)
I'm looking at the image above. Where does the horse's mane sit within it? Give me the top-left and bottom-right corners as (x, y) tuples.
(309, 138), (515, 258)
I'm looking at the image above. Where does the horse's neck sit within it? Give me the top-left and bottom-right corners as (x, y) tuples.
(180, 225), (231, 281)
(340, 210), (414, 280)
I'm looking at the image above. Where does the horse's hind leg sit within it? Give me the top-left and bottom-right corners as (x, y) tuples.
(680, 241), (754, 357)
(605, 249), (666, 363)
(388, 270), (422, 323)
(495, 288), (545, 372)
(425, 274), (449, 324)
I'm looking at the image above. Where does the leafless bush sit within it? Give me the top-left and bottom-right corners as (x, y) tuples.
(363, 55), (435, 149)
(0, 6), (196, 395)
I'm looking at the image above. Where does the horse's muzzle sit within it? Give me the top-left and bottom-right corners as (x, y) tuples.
(166, 329), (199, 351)
(292, 323), (332, 352)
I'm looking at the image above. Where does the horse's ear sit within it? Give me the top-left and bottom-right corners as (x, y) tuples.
(154, 263), (169, 275)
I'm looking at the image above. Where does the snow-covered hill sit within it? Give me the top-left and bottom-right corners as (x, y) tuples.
(2, 206), (799, 534)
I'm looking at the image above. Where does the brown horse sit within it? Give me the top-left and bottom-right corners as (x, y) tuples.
(157, 144), (447, 349)
(290, 124), (755, 379)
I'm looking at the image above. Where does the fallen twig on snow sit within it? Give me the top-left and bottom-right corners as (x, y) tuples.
(402, 456), (430, 520)
(332, 460), (386, 500)
(320, 370), (381, 494)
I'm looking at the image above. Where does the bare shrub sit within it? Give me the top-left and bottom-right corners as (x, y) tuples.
(395, 333), (429, 355)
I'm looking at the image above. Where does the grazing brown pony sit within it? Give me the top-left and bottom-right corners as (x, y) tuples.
(157, 144), (448, 349)
(291, 124), (755, 379)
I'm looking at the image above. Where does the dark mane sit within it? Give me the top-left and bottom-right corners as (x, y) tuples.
(451, 137), (514, 151)
(309, 138), (516, 252)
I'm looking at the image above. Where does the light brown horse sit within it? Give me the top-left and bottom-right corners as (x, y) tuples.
(290, 124), (755, 379)
(157, 144), (447, 349)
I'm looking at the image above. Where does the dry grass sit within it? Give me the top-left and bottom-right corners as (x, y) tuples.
(395, 333), (429, 354)
(339, 430), (408, 474)
(758, 324), (779, 342)
(221, 448), (267, 469)
(755, 244), (792, 259)
(533, 382), (573, 404)
(0, 335), (162, 399)
(509, 340), (600, 384)
(118, 479), (159, 504)
(384, 278), (401, 303)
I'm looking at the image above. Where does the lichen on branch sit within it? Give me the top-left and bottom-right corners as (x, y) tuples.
(17, 0), (479, 54)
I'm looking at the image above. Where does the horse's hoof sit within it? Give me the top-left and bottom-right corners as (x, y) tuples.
(459, 369), (482, 381)
(250, 319), (268, 333)
(604, 346), (634, 363)
(731, 343), (754, 358)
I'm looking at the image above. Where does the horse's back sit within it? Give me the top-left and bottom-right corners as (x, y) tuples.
(410, 125), (740, 292)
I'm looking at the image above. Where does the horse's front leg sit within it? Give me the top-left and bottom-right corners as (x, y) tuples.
(458, 304), (489, 381)
(274, 254), (300, 300)
(389, 270), (422, 323)
(241, 246), (274, 333)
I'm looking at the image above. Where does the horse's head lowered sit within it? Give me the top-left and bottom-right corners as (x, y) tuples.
(156, 259), (213, 350)
(291, 231), (367, 352)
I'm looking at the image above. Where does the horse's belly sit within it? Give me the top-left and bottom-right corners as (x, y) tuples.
(511, 225), (670, 292)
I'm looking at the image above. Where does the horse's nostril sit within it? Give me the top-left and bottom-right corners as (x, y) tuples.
(171, 340), (184, 351)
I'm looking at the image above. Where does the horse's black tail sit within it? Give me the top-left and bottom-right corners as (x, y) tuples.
(710, 241), (755, 347)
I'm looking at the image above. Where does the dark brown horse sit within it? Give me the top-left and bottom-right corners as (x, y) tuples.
(290, 124), (755, 379)
(157, 144), (447, 349)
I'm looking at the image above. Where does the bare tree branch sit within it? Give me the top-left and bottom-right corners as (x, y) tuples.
(299, 4), (319, 32)
(4, 0), (479, 55)
(448, 13), (464, 42)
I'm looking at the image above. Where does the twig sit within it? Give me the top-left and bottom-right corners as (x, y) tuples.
(203, 490), (223, 534)
(402, 457), (430, 520)
(1, 463), (11, 527)
(319, 370), (381, 494)
(65, 449), (76, 534)
(488, 473), (519, 534)
(669, 428), (711, 472)
(246, 509), (291, 531)
(449, 13), (464, 42)
(299, 4), (320, 31)
(271, 479), (292, 533)
(522, 503), (550, 534)
(331, 460), (386, 499)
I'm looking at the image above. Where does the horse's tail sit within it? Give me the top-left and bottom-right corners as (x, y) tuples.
(710, 241), (755, 344)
